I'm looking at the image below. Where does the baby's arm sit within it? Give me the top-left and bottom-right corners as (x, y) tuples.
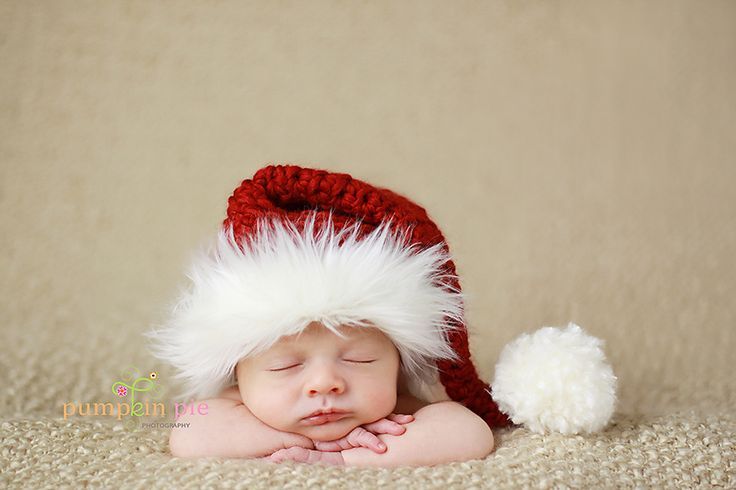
(169, 387), (313, 458)
(341, 401), (494, 467)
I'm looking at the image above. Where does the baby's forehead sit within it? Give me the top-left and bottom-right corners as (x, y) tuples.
(266, 324), (391, 352)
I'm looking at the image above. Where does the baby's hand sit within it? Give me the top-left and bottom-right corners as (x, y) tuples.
(266, 413), (414, 465)
(266, 446), (345, 465)
(313, 413), (414, 453)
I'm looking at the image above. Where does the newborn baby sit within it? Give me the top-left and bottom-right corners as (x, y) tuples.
(148, 165), (542, 468)
(150, 166), (617, 465)
(170, 322), (494, 466)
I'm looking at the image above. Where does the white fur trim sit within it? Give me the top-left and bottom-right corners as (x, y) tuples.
(490, 323), (617, 434)
(408, 372), (451, 403)
(146, 212), (464, 400)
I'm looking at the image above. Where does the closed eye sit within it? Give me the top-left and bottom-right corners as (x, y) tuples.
(268, 364), (301, 372)
(344, 360), (376, 364)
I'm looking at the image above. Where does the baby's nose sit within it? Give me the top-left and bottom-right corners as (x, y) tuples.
(304, 364), (346, 396)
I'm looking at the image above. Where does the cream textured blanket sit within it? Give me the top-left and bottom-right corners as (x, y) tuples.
(1, 1), (734, 487)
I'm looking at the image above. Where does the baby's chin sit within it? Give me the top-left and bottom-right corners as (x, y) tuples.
(295, 418), (358, 442)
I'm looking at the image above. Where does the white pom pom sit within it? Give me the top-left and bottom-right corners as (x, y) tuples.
(490, 323), (617, 434)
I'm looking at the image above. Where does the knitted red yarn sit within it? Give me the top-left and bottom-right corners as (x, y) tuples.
(224, 164), (511, 429)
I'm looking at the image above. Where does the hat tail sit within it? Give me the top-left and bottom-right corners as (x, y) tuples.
(438, 353), (513, 428)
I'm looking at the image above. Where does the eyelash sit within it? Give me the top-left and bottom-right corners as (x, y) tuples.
(268, 360), (376, 372)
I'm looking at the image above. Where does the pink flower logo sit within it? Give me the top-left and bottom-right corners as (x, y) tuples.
(116, 385), (128, 397)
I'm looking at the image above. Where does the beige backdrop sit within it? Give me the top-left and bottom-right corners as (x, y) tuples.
(1, 1), (734, 488)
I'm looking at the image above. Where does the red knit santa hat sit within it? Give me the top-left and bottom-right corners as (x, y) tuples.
(148, 164), (617, 434)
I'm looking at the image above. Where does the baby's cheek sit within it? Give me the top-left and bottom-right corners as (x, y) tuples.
(242, 392), (292, 430)
(362, 386), (398, 420)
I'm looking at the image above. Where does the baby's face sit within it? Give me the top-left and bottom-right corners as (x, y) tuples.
(236, 322), (400, 441)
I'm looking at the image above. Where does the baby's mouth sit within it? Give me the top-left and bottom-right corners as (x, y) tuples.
(301, 410), (350, 425)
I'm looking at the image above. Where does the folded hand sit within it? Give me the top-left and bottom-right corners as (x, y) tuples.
(313, 413), (414, 453)
(267, 413), (414, 465)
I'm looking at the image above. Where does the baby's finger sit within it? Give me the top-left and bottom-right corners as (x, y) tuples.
(362, 418), (406, 436)
(387, 413), (415, 424)
(269, 446), (311, 463)
(313, 439), (350, 452)
(270, 447), (346, 466)
(346, 427), (387, 453)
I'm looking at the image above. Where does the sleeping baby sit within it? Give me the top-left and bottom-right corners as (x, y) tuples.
(147, 164), (617, 466)
(169, 321), (494, 466)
